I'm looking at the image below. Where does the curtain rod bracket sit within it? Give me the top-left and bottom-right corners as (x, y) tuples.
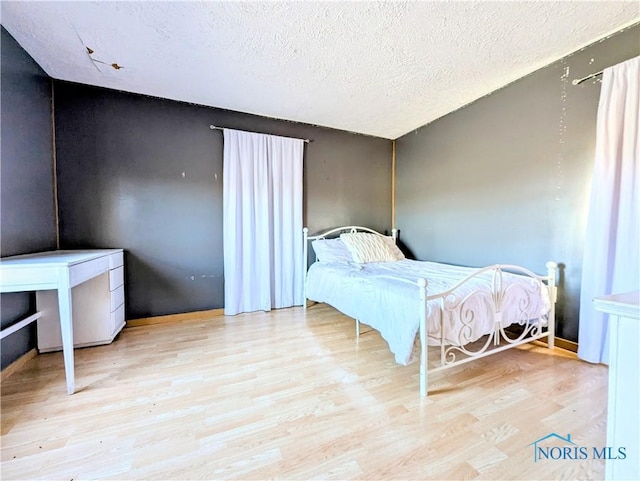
(572, 70), (603, 86)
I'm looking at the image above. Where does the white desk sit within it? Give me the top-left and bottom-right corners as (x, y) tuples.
(593, 290), (640, 481)
(0, 249), (124, 394)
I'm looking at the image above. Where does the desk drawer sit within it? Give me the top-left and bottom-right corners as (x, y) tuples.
(109, 266), (124, 291)
(110, 285), (125, 312)
(70, 256), (110, 288)
(109, 251), (124, 269)
(111, 303), (125, 329)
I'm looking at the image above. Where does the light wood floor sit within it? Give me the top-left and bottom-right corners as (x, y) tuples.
(1, 304), (608, 480)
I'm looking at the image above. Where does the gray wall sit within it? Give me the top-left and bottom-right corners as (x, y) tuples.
(54, 82), (391, 319)
(395, 24), (640, 342)
(1, 27), (56, 368)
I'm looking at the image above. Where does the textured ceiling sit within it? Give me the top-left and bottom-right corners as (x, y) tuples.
(2, 2), (638, 139)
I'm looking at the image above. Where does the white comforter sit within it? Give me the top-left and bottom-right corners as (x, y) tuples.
(306, 259), (550, 365)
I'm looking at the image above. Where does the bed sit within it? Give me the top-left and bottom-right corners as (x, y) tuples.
(302, 226), (557, 397)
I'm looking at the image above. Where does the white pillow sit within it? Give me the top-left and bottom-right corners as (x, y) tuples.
(383, 236), (405, 261)
(311, 239), (353, 263)
(339, 233), (397, 263)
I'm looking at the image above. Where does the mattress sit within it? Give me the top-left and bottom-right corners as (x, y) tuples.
(305, 259), (550, 365)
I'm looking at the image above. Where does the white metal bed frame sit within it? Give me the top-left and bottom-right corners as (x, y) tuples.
(303, 226), (558, 397)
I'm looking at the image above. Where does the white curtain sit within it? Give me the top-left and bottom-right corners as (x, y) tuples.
(578, 56), (640, 364)
(223, 129), (304, 316)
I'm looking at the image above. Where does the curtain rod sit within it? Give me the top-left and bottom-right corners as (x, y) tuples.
(209, 125), (310, 143)
(572, 69), (603, 86)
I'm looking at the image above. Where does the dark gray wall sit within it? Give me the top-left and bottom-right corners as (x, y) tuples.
(54, 82), (391, 319)
(1, 27), (56, 368)
(395, 24), (640, 342)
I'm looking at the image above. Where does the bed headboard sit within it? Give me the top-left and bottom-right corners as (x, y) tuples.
(303, 225), (397, 262)
(304, 225), (396, 242)
(302, 226), (397, 307)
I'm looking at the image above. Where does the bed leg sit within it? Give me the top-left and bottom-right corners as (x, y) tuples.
(420, 320), (427, 397)
(356, 319), (360, 338)
(303, 227), (309, 309)
(418, 278), (428, 397)
(546, 261), (557, 350)
(420, 354), (427, 397)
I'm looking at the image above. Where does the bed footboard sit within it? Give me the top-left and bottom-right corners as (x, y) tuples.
(418, 261), (558, 397)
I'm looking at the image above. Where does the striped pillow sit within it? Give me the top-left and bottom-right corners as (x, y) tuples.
(339, 233), (397, 263)
(383, 236), (405, 260)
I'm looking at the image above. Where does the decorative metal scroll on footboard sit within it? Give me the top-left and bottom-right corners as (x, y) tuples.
(417, 262), (558, 397)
